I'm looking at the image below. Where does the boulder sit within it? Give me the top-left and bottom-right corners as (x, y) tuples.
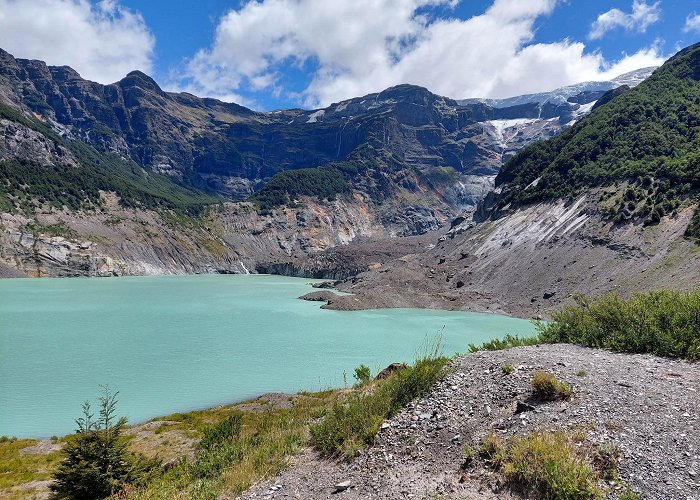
(374, 362), (408, 380)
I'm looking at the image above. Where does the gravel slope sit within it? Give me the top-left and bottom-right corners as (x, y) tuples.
(330, 199), (700, 320)
(237, 345), (700, 500)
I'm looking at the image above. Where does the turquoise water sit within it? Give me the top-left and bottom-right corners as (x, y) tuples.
(0, 274), (536, 438)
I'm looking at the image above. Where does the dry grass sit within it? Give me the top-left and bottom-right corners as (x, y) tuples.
(532, 371), (573, 401)
(0, 437), (64, 499)
(130, 391), (338, 499)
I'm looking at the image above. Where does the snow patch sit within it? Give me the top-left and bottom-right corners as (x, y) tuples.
(306, 109), (325, 123)
(573, 101), (596, 118)
(487, 119), (539, 149)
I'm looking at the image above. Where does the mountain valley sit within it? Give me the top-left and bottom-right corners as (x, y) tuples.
(0, 47), (657, 286)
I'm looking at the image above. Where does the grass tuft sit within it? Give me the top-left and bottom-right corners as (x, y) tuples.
(310, 353), (448, 458)
(531, 371), (573, 401)
(499, 431), (601, 499)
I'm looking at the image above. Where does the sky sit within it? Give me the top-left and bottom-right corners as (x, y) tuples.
(0, 0), (698, 111)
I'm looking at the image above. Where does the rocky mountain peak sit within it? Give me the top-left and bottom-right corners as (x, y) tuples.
(119, 70), (164, 94)
(375, 84), (450, 105)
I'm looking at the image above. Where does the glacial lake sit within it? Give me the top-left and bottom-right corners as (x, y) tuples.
(0, 274), (536, 438)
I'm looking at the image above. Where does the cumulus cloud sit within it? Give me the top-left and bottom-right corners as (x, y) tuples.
(589, 1), (661, 40)
(0, 0), (154, 83)
(684, 13), (700, 34)
(173, 0), (665, 108)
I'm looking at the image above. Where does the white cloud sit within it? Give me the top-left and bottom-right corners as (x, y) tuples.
(684, 13), (700, 34)
(589, 1), (661, 40)
(0, 0), (154, 83)
(173, 0), (665, 109)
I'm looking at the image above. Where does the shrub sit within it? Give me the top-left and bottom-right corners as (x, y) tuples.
(502, 364), (515, 375)
(199, 412), (243, 451)
(468, 333), (540, 352)
(500, 431), (601, 499)
(531, 371), (572, 401)
(537, 291), (700, 360)
(51, 387), (157, 499)
(353, 364), (372, 386)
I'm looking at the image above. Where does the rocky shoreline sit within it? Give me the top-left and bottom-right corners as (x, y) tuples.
(239, 345), (700, 500)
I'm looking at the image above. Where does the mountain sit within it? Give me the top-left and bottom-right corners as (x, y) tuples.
(0, 48), (648, 208)
(0, 47), (651, 278)
(330, 44), (700, 318)
(494, 44), (700, 233)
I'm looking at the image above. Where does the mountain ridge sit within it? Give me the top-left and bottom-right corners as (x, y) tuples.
(0, 47), (650, 207)
(0, 47), (655, 278)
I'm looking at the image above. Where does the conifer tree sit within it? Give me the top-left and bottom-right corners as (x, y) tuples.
(51, 387), (132, 499)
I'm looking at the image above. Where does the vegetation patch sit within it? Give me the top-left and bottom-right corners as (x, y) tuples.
(133, 391), (337, 499)
(25, 221), (76, 239)
(0, 437), (63, 499)
(531, 371), (573, 401)
(469, 289), (700, 361)
(480, 431), (603, 499)
(468, 333), (541, 353)
(250, 165), (351, 213)
(538, 290), (700, 360)
(310, 350), (448, 458)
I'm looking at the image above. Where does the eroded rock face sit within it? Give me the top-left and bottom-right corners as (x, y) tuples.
(331, 196), (700, 319)
(0, 118), (78, 167)
(0, 195), (443, 279)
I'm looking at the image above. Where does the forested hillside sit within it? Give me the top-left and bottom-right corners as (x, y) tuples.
(495, 42), (700, 238)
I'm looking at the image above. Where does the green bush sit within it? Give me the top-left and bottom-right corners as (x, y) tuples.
(199, 412), (243, 451)
(500, 431), (601, 499)
(353, 364), (372, 386)
(468, 333), (540, 352)
(538, 291), (700, 360)
(51, 387), (158, 499)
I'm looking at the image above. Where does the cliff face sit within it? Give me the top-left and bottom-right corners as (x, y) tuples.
(0, 188), (442, 279)
(0, 48), (644, 206)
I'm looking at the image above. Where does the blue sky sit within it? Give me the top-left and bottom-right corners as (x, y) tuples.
(0, 0), (699, 110)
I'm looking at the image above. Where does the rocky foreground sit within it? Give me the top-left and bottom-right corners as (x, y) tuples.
(238, 345), (700, 500)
